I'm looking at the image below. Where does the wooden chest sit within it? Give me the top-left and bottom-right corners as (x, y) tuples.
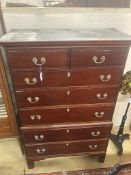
(0, 29), (131, 168)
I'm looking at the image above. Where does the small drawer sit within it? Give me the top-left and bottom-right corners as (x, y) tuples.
(25, 139), (108, 157)
(70, 67), (123, 86)
(11, 69), (70, 88)
(22, 123), (112, 144)
(19, 105), (115, 126)
(11, 67), (123, 89)
(7, 48), (68, 69)
(71, 47), (128, 67)
(16, 86), (119, 108)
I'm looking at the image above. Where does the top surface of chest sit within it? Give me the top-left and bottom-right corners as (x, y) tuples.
(0, 28), (131, 45)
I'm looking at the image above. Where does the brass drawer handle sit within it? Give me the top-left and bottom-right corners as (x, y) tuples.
(36, 148), (46, 154)
(91, 131), (100, 137)
(27, 97), (39, 104)
(32, 57), (46, 66)
(30, 115), (42, 120)
(24, 78), (37, 85)
(35, 135), (44, 140)
(92, 56), (106, 64)
(94, 112), (104, 118)
(96, 93), (107, 100)
(89, 145), (98, 150)
(99, 74), (111, 82)
(30, 115), (41, 120)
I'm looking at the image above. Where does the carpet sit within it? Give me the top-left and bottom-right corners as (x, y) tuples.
(25, 167), (131, 175)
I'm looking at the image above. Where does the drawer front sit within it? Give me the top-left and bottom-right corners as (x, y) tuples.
(7, 48), (68, 69)
(19, 105), (115, 126)
(25, 139), (107, 157)
(22, 124), (112, 144)
(16, 86), (119, 108)
(71, 47), (128, 67)
(11, 67), (123, 89)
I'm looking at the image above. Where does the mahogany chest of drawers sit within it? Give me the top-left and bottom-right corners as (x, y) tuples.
(0, 29), (131, 168)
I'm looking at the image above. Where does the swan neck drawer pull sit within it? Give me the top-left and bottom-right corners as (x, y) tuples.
(35, 135), (44, 140)
(89, 145), (98, 150)
(36, 148), (46, 154)
(95, 112), (104, 118)
(27, 97), (39, 103)
(32, 57), (46, 66)
(92, 56), (106, 64)
(30, 115), (42, 120)
(100, 74), (111, 82)
(96, 93), (107, 100)
(24, 78), (37, 85)
(91, 131), (100, 137)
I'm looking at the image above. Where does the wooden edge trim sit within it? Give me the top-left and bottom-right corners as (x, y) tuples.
(0, 53), (18, 136)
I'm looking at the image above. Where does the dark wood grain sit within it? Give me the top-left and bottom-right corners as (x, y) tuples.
(71, 47), (128, 67)
(7, 48), (68, 69)
(25, 139), (108, 157)
(19, 104), (115, 126)
(1, 29), (130, 168)
(0, 53), (18, 137)
(15, 86), (119, 108)
(11, 67), (123, 89)
(22, 123), (112, 144)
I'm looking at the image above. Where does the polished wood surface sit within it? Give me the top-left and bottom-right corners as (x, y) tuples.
(25, 139), (108, 157)
(11, 67), (123, 88)
(19, 104), (115, 125)
(15, 86), (119, 107)
(0, 54), (18, 137)
(22, 123), (112, 144)
(7, 48), (68, 69)
(71, 47), (128, 67)
(0, 29), (130, 168)
(0, 8), (18, 137)
(0, 118), (13, 137)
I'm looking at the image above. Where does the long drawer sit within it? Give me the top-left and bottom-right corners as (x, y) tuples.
(25, 139), (108, 157)
(16, 86), (119, 108)
(19, 104), (115, 126)
(11, 67), (123, 88)
(22, 123), (112, 144)
(71, 47), (128, 67)
(7, 48), (68, 69)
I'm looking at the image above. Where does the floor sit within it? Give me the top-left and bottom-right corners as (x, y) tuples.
(0, 128), (131, 175)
